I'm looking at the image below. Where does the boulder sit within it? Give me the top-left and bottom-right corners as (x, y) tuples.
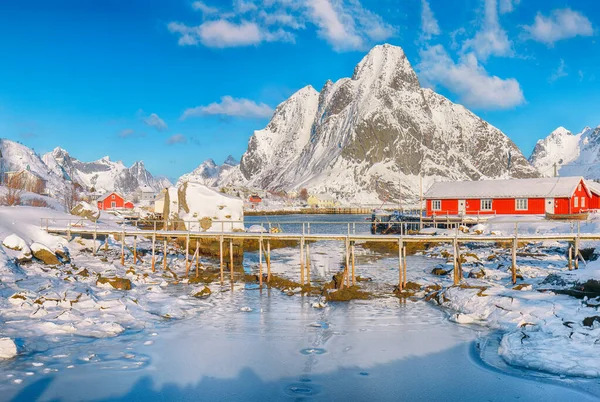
(96, 277), (132, 290)
(192, 286), (211, 299)
(3, 234), (32, 263)
(582, 316), (600, 328)
(55, 248), (71, 264)
(0, 338), (17, 359)
(30, 242), (60, 265)
(71, 201), (100, 222)
(432, 266), (451, 276)
(468, 268), (485, 279)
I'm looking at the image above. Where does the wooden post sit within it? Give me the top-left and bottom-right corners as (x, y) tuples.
(93, 230), (97, 256)
(267, 239), (271, 283)
(398, 238), (403, 290)
(163, 238), (168, 270)
(512, 236), (517, 284)
(345, 237), (350, 288)
(453, 237), (459, 285)
(575, 236), (580, 270)
(351, 240), (355, 286)
(403, 245), (407, 287)
(259, 237), (263, 289)
(195, 241), (200, 278)
(185, 233), (190, 276)
(306, 240), (311, 286)
(300, 237), (305, 286)
(151, 232), (156, 272)
(219, 236), (224, 285)
(104, 235), (109, 253)
(133, 236), (137, 265)
(568, 246), (573, 271)
(120, 231), (125, 265)
(229, 239), (234, 285)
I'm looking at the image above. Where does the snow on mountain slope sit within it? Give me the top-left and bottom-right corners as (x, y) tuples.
(530, 126), (600, 179)
(176, 155), (240, 188)
(0, 139), (68, 198)
(43, 148), (171, 194)
(182, 43), (538, 204)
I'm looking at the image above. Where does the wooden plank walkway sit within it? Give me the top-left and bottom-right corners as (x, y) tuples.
(43, 220), (599, 291)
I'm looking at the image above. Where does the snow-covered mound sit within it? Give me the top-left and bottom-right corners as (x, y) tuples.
(530, 125), (600, 179)
(181, 43), (538, 203)
(168, 182), (244, 232)
(0, 338), (17, 359)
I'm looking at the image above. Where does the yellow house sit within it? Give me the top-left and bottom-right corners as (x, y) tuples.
(307, 194), (338, 208)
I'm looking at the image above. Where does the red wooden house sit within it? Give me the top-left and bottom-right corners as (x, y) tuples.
(586, 181), (600, 211)
(249, 194), (262, 204)
(97, 192), (134, 211)
(424, 177), (592, 217)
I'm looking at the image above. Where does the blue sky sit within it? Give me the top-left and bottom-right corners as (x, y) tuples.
(0, 0), (598, 181)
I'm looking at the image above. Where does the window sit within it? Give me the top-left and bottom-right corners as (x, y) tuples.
(581, 197), (585, 208)
(574, 197), (579, 208)
(431, 200), (441, 211)
(111, 201), (116, 208)
(112, 195), (115, 199)
(481, 199), (493, 211)
(578, 184), (582, 192)
(515, 198), (528, 211)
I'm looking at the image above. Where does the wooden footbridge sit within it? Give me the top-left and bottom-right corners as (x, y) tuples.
(41, 218), (598, 291)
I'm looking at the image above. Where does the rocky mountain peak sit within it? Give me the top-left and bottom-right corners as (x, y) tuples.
(351, 43), (420, 91)
(223, 155), (239, 166)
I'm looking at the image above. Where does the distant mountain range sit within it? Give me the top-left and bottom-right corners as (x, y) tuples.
(0, 139), (170, 199)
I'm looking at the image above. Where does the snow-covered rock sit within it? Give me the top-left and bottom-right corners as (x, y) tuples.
(0, 338), (17, 359)
(30, 242), (60, 265)
(181, 43), (538, 204)
(3, 234), (29, 252)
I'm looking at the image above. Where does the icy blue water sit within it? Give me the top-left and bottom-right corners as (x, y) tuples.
(1, 215), (599, 401)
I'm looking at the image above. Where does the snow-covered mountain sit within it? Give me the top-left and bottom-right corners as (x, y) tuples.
(176, 155), (240, 188)
(42, 147), (171, 194)
(530, 125), (600, 179)
(181, 44), (538, 204)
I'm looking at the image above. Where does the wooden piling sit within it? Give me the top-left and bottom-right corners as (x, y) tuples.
(351, 240), (356, 286)
(259, 237), (263, 289)
(512, 236), (517, 284)
(575, 236), (580, 270)
(219, 235), (224, 285)
(163, 238), (168, 270)
(403, 245), (407, 287)
(398, 238), (403, 290)
(344, 237), (350, 288)
(568, 246), (573, 271)
(120, 231), (125, 265)
(300, 237), (305, 286)
(453, 237), (459, 285)
(195, 241), (200, 278)
(229, 239), (234, 285)
(306, 240), (311, 286)
(267, 240), (271, 283)
(151, 232), (156, 272)
(133, 236), (137, 265)
(93, 230), (97, 256)
(185, 233), (190, 275)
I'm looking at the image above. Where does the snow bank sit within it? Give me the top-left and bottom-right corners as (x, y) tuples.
(0, 337), (17, 359)
(3, 234), (29, 252)
(176, 182), (244, 232)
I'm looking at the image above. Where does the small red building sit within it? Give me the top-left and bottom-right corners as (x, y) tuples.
(97, 192), (134, 210)
(249, 195), (262, 204)
(586, 181), (600, 211)
(424, 177), (592, 217)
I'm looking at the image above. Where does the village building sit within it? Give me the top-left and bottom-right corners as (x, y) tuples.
(136, 185), (156, 202)
(97, 191), (134, 210)
(154, 189), (167, 215)
(424, 177), (592, 217)
(3, 168), (47, 194)
(586, 181), (600, 210)
(307, 194), (339, 208)
(249, 194), (262, 204)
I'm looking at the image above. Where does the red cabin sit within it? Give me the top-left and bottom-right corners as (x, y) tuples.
(587, 181), (600, 211)
(249, 195), (262, 203)
(424, 177), (592, 217)
(97, 192), (134, 210)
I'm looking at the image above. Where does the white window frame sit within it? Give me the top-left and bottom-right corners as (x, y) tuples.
(111, 201), (117, 208)
(581, 197), (585, 208)
(480, 199), (493, 211)
(574, 197), (579, 208)
(431, 200), (441, 211)
(515, 198), (528, 211)
(578, 184), (582, 192)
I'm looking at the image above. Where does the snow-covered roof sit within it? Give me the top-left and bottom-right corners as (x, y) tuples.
(425, 177), (588, 199)
(586, 181), (600, 196)
(97, 192), (124, 202)
(310, 193), (336, 201)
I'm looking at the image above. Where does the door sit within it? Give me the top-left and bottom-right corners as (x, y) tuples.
(545, 198), (554, 214)
(458, 200), (466, 215)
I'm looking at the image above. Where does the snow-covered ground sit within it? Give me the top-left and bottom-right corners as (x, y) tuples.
(0, 209), (600, 400)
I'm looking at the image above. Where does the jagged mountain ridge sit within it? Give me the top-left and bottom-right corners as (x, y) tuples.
(43, 147), (171, 194)
(176, 155), (239, 188)
(181, 43), (538, 204)
(530, 125), (600, 179)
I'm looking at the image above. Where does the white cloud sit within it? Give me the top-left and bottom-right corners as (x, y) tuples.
(499, 0), (519, 14)
(143, 113), (168, 131)
(192, 1), (218, 14)
(306, 0), (394, 52)
(417, 45), (524, 110)
(181, 96), (274, 119)
(549, 59), (568, 82)
(119, 129), (136, 138)
(524, 8), (594, 46)
(166, 134), (187, 145)
(462, 0), (513, 60)
(168, 20), (265, 47)
(420, 0), (440, 41)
